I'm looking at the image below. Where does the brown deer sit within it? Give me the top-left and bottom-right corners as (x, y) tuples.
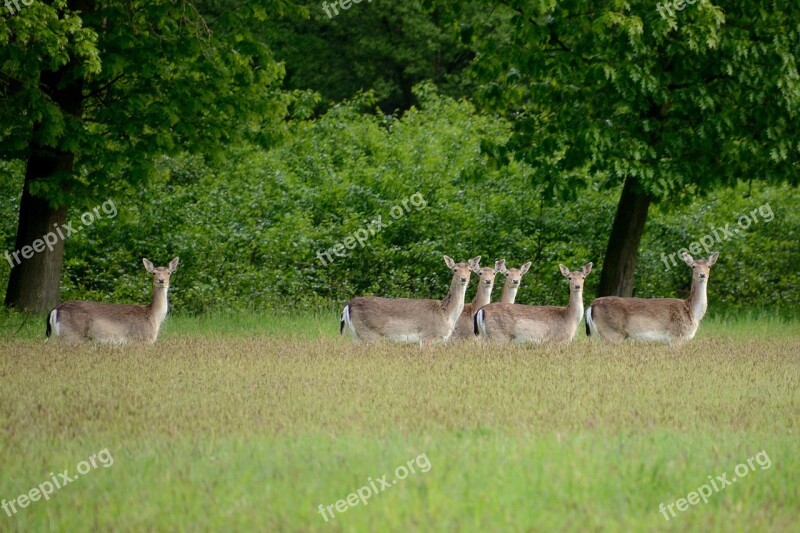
(475, 263), (592, 343)
(586, 252), (718, 344)
(497, 261), (531, 304)
(451, 258), (503, 340)
(46, 257), (179, 344)
(340, 256), (476, 345)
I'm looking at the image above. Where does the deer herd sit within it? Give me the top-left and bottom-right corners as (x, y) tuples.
(341, 250), (718, 346)
(45, 251), (719, 346)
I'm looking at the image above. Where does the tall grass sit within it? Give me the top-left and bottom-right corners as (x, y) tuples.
(0, 313), (798, 531)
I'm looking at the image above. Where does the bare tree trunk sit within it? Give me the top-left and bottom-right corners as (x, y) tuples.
(597, 175), (652, 298)
(4, 167), (69, 312)
(4, 67), (83, 313)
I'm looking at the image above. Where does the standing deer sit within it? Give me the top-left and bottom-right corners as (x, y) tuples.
(340, 256), (476, 345)
(475, 263), (593, 343)
(451, 258), (503, 340)
(585, 252), (718, 343)
(497, 261), (532, 304)
(46, 257), (179, 344)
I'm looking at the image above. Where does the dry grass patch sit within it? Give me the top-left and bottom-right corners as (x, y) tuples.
(0, 315), (797, 530)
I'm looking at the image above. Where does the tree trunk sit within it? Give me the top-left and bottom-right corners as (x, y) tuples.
(4, 169), (69, 312)
(597, 176), (652, 297)
(4, 68), (83, 313)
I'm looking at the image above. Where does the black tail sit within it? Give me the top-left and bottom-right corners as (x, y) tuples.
(473, 310), (481, 336)
(339, 305), (346, 335)
(585, 307), (591, 337)
(45, 310), (53, 338)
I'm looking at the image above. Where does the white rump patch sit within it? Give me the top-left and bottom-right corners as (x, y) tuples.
(585, 307), (597, 336)
(341, 305), (358, 339)
(475, 309), (487, 337)
(629, 331), (673, 343)
(48, 309), (60, 337)
(386, 333), (422, 343)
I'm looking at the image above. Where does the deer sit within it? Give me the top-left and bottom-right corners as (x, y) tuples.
(585, 252), (718, 344)
(497, 261), (532, 304)
(451, 259), (504, 340)
(340, 255), (476, 345)
(475, 263), (593, 343)
(46, 257), (179, 344)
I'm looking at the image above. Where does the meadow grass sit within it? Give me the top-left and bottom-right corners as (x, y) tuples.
(0, 311), (798, 531)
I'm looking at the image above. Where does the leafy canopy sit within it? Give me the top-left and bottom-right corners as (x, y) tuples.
(0, 0), (302, 206)
(460, 1), (800, 200)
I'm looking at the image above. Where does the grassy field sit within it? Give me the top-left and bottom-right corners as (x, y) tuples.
(0, 311), (798, 532)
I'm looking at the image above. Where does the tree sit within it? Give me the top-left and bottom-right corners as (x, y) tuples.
(261, 0), (475, 114)
(1, 0), (297, 311)
(461, 0), (800, 296)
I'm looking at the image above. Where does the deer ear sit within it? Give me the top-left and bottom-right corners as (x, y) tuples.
(520, 262), (531, 275)
(495, 259), (506, 273)
(682, 252), (695, 266)
(169, 257), (180, 272)
(582, 262), (593, 276)
(468, 256), (481, 269)
(143, 258), (155, 273)
(707, 252), (719, 266)
(559, 264), (571, 278)
(443, 255), (456, 269)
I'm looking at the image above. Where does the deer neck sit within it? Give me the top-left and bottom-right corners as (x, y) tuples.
(500, 282), (518, 304)
(441, 276), (468, 325)
(567, 287), (584, 324)
(687, 278), (708, 323)
(472, 282), (493, 308)
(149, 284), (170, 325)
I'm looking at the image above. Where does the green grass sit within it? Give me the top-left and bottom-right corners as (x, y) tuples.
(0, 312), (798, 531)
(3, 307), (797, 341)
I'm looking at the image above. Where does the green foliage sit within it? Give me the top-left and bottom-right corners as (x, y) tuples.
(2, 88), (794, 314)
(2, 0), (799, 314)
(0, 160), (24, 296)
(262, 1), (473, 113)
(460, 1), (800, 200)
(0, 0), (296, 208)
(640, 185), (800, 309)
(0, 1), (101, 157)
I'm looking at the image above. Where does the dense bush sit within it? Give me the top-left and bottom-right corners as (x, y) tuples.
(1, 89), (798, 315)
